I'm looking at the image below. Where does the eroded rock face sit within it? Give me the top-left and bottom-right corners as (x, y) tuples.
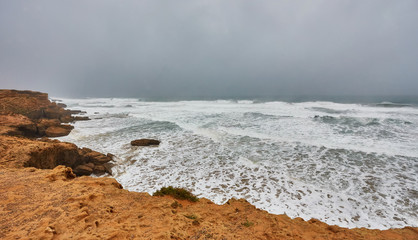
(131, 139), (161, 146)
(0, 114), (38, 137)
(0, 135), (113, 176)
(0, 90), (111, 177)
(0, 89), (86, 138)
(0, 89), (72, 120)
(0, 90), (51, 118)
(27, 141), (81, 169)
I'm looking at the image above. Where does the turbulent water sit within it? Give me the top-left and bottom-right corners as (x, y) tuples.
(58, 98), (418, 229)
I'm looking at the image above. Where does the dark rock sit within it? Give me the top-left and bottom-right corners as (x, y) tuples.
(103, 162), (115, 175)
(85, 162), (95, 169)
(73, 164), (93, 176)
(79, 147), (92, 155)
(83, 151), (111, 165)
(65, 110), (87, 116)
(43, 108), (63, 119)
(131, 139), (160, 146)
(57, 103), (67, 108)
(93, 165), (106, 174)
(59, 116), (74, 123)
(74, 116), (90, 121)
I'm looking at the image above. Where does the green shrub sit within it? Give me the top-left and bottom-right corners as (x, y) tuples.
(153, 186), (199, 202)
(242, 219), (254, 227)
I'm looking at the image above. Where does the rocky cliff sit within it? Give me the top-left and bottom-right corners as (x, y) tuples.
(0, 89), (88, 137)
(0, 90), (111, 175)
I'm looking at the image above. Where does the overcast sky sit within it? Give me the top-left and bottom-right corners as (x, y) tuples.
(0, 0), (417, 99)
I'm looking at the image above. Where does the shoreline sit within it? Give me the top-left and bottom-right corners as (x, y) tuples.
(0, 89), (417, 239)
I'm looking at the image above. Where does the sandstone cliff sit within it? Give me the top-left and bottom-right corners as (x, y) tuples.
(0, 89), (87, 137)
(0, 90), (111, 176)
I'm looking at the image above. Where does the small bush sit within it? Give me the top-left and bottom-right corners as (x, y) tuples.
(242, 219), (254, 227)
(153, 186), (199, 202)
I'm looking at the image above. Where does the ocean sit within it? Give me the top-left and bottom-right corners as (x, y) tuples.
(57, 98), (418, 230)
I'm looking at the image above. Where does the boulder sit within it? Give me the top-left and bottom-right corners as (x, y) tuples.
(73, 164), (93, 176)
(131, 139), (160, 146)
(85, 162), (95, 169)
(56, 103), (67, 108)
(82, 150), (112, 165)
(103, 162), (115, 175)
(74, 116), (90, 121)
(93, 165), (107, 174)
(45, 126), (73, 137)
(69, 110), (83, 114)
(59, 115), (74, 123)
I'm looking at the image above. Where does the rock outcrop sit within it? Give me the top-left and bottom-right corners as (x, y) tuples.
(131, 138), (161, 146)
(0, 114), (38, 136)
(0, 136), (113, 176)
(0, 89), (111, 176)
(0, 89), (85, 138)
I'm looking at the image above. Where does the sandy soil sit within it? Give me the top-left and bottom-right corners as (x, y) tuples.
(1, 166), (417, 240)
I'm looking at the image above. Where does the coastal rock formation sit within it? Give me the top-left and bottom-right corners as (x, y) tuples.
(0, 89), (82, 138)
(131, 138), (161, 146)
(0, 89), (112, 175)
(0, 114), (38, 137)
(0, 136), (113, 176)
(0, 166), (417, 239)
(0, 90), (71, 120)
(44, 125), (74, 137)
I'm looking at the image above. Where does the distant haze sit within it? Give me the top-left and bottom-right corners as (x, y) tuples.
(1, 0), (417, 100)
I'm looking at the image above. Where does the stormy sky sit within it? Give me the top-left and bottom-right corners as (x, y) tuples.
(0, 0), (417, 99)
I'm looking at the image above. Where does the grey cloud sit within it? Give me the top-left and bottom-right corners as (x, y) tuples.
(0, 0), (417, 99)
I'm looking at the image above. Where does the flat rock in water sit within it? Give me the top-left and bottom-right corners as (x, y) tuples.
(131, 139), (160, 146)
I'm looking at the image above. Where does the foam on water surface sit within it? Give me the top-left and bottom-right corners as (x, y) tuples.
(58, 98), (418, 229)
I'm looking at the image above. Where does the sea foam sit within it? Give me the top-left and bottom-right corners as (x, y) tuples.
(58, 98), (418, 229)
